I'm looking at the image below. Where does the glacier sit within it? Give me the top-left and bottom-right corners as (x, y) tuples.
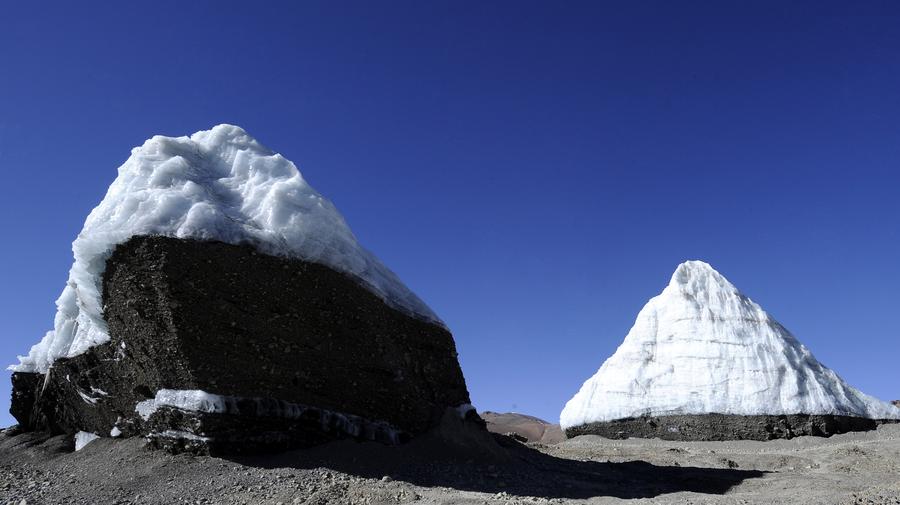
(11, 124), (441, 374)
(560, 261), (900, 429)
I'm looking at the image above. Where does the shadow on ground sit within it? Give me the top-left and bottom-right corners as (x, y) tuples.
(230, 434), (766, 500)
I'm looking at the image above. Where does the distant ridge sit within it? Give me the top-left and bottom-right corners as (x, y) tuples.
(481, 412), (564, 444)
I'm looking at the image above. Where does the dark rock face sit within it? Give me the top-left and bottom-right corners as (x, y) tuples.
(565, 414), (898, 441)
(893, 400), (900, 408)
(10, 235), (472, 454)
(9, 372), (41, 429)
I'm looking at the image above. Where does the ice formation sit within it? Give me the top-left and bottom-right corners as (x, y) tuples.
(135, 389), (234, 421)
(136, 389), (402, 444)
(74, 431), (99, 451)
(12, 125), (440, 373)
(560, 261), (900, 429)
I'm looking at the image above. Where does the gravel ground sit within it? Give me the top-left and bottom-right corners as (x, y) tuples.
(2, 421), (899, 504)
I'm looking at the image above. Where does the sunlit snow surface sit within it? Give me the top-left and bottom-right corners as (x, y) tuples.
(74, 431), (99, 451)
(12, 125), (441, 373)
(560, 261), (900, 428)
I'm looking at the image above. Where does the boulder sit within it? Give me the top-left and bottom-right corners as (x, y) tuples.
(11, 235), (473, 454)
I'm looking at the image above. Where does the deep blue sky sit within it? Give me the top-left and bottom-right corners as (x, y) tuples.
(1, 1), (899, 427)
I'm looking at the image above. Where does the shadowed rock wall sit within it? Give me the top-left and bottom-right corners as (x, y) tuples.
(11, 236), (471, 453)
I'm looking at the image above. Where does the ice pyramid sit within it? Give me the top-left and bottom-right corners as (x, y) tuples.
(560, 261), (900, 431)
(12, 124), (441, 374)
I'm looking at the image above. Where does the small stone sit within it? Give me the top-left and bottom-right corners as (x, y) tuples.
(381, 475), (392, 482)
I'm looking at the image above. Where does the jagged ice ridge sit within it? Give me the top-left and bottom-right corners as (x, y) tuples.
(12, 125), (441, 373)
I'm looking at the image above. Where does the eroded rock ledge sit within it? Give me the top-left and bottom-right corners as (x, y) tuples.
(11, 235), (473, 454)
(565, 414), (899, 441)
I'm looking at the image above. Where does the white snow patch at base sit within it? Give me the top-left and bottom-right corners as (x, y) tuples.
(135, 388), (403, 444)
(74, 431), (99, 451)
(135, 389), (231, 420)
(11, 124), (442, 374)
(560, 261), (900, 429)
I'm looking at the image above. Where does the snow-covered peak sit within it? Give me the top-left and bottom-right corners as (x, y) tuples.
(661, 260), (765, 325)
(560, 261), (900, 429)
(669, 260), (735, 292)
(12, 125), (441, 373)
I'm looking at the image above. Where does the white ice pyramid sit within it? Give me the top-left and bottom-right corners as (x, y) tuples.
(12, 125), (440, 374)
(560, 261), (900, 429)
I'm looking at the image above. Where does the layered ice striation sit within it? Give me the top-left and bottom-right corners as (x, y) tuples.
(560, 261), (900, 429)
(12, 125), (440, 373)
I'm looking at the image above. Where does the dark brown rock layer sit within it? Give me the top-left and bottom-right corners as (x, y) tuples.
(565, 414), (898, 441)
(10, 235), (472, 453)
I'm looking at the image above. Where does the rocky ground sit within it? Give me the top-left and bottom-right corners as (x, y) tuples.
(2, 422), (899, 504)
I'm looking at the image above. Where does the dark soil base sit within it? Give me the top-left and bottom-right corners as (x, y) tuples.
(11, 235), (471, 454)
(565, 414), (899, 441)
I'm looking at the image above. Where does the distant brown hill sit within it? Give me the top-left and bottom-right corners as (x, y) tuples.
(480, 412), (565, 444)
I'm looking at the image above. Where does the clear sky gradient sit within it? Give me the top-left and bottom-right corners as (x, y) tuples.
(1, 1), (898, 427)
